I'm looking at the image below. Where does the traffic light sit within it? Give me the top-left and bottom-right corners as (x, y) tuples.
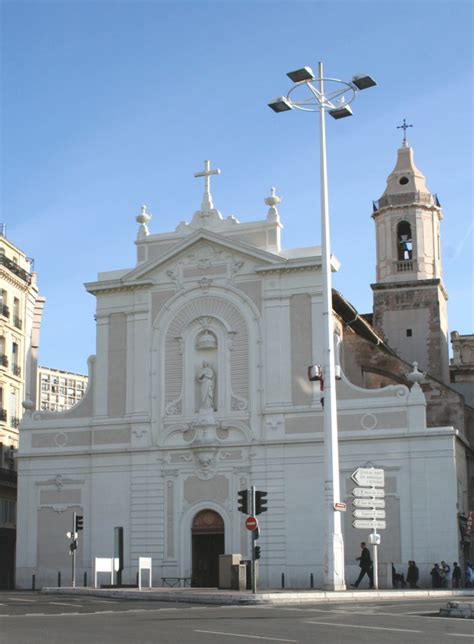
(237, 489), (249, 514)
(254, 545), (261, 560)
(255, 490), (268, 515)
(75, 515), (84, 531)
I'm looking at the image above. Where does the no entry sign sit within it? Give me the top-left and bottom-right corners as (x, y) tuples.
(245, 516), (258, 531)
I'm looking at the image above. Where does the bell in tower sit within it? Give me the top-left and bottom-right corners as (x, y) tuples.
(371, 123), (449, 384)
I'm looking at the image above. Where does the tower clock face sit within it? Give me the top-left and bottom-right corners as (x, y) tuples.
(399, 176), (409, 185)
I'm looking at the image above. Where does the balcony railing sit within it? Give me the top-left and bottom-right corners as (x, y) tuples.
(0, 304), (10, 319)
(13, 317), (23, 330)
(12, 364), (21, 377)
(396, 259), (414, 273)
(0, 354), (8, 368)
(10, 417), (20, 429)
(0, 409), (6, 422)
(373, 192), (440, 212)
(0, 255), (31, 284)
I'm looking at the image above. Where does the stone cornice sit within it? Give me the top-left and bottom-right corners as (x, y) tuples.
(0, 268), (31, 292)
(84, 279), (154, 296)
(371, 278), (448, 300)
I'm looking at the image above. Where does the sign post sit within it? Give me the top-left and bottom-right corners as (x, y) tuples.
(250, 486), (257, 594)
(351, 467), (385, 590)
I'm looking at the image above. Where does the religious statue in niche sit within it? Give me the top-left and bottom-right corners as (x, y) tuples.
(197, 361), (216, 410)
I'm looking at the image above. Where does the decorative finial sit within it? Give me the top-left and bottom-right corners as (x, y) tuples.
(397, 118), (413, 147)
(406, 361), (425, 386)
(194, 160), (221, 211)
(264, 186), (281, 222)
(136, 204), (152, 239)
(22, 399), (34, 416)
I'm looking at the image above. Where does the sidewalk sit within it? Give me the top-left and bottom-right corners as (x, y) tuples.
(41, 586), (474, 605)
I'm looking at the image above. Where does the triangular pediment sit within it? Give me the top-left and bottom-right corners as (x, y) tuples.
(123, 229), (285, 283)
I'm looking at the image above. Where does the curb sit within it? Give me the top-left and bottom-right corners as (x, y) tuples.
(40, 587), (474, 606)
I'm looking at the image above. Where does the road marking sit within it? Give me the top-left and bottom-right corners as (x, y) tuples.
(7, 597), (36, 602)
(305, 621), (422, 633)
(194, 631), (297, 642)
(49, 602), (83, 607)
(448, 635), (474, 639)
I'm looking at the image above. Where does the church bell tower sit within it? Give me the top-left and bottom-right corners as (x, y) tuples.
(371, 124), (449, 383)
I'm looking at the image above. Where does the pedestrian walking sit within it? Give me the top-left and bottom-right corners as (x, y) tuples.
(465, 563), (474, 588)
(452, 562), (462, 589)
(352, 542), (373, 589)
(441, 561), (451, 588)
(407, 560), (419, 589)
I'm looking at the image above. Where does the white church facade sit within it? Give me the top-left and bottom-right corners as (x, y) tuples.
(15, 148), (470, 589)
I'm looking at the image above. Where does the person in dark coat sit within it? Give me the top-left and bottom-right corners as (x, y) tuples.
(452, 562), (462, 588)
(430, 563), (442, 588)
(352, 542), (373, 588)
(407, 560), (419, 589)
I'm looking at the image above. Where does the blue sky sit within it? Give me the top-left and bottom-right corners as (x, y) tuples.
(1, 0), (472, 374)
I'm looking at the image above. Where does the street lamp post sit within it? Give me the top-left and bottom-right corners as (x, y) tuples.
(269, 62), (376, 591)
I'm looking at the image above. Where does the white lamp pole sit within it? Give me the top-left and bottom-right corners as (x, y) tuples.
(269, 63), (376, 591)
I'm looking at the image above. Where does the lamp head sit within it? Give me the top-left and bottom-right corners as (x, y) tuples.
(329, 104), (353, 119)
(268, 96), (293, 113)
(286, 67), (315, 83)
(352, 74), (377, 90)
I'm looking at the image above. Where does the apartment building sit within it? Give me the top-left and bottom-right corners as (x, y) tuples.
(0, 227), (44, 588)
(37, 366), (88, 412)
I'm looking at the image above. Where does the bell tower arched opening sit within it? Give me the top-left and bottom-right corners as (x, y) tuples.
(397, 220), (413, 261)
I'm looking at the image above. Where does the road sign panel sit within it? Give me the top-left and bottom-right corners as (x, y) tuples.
(352, 487), (385, 498)
(245, 516), (258, 531)
(352, 519), (386, 529)
(352, 509), (386, 519)
(353, 498), (385, 508)
(351, 467), (384, 488)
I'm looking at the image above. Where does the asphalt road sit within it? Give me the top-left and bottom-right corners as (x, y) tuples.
(0, 592), (473, 644)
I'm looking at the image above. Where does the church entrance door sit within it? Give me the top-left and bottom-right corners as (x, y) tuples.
(191, 510), (224, 588)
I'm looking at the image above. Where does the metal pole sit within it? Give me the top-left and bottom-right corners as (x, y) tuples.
(318, 61), (345, 591)
(72, 512), (76, 588)
(250, 485), (257, 594)
(372, 528), (379, 590)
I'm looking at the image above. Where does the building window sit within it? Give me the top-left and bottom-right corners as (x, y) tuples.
(406, 329), (413, 337)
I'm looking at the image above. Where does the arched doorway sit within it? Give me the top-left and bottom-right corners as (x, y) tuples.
(191, 509), (225, 587)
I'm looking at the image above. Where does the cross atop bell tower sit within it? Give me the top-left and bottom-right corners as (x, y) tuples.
(396, 118), (413, 147)
(371, 137), (449, 383)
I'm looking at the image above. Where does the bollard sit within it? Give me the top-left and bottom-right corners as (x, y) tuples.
(310, 573), (314, 589)
(58, 571), (61, 587)
(32, 574), (36, 591)
(84, 571), (87, 587)
(281, 573), (285, 589)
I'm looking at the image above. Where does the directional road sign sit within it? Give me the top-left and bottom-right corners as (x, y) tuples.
(352, 509), (386, 519)
(352, 487), (385, 498)
(351, 467), (385, 488)
(352, 519), (386, 530)
(245, 516), (258, 531)
(353, 498), (385, 508)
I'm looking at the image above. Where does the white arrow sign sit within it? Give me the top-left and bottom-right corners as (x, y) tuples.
(353, 498), (385, 508)
(351, 467), (385, 488)
(352, 487), (385, 498)
(352, 519), (386, 530)
(352, 509), (386, 519)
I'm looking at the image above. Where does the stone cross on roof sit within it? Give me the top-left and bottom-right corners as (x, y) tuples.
(194, 160), (221, 211)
